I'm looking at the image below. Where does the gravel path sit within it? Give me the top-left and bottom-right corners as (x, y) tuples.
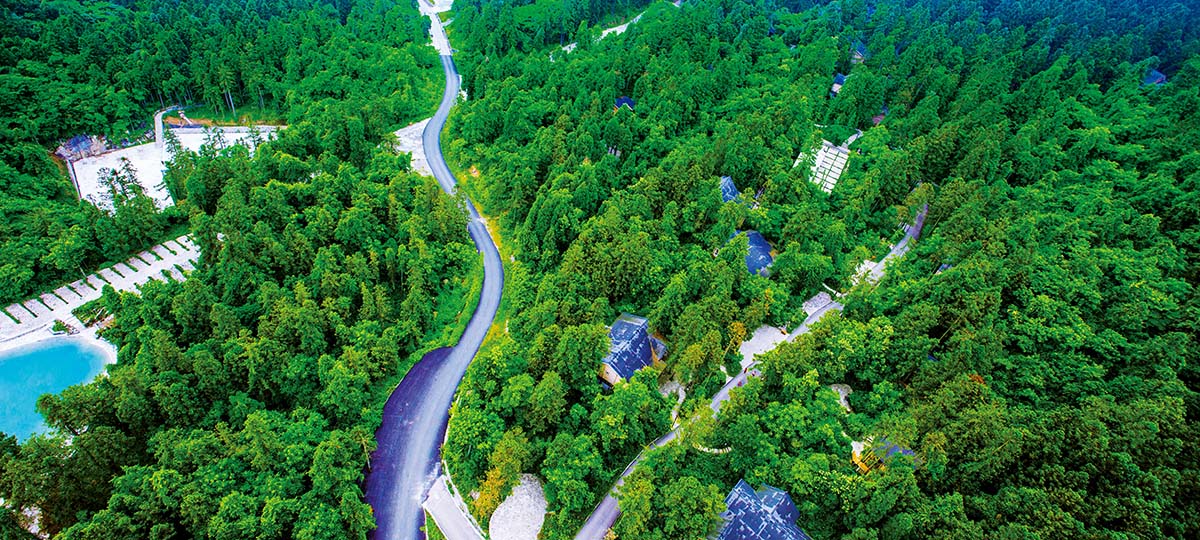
(559, 12), (646, 54)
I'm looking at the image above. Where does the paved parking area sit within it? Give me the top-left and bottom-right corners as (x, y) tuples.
(0, 235), (201, 344)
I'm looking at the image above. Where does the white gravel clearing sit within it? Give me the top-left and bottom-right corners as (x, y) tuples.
(488, 474), (547, 540)
(830, 384), (853, 413)
(71, 127), (277, 212)
(394, 118), (433, 176)
(738, 324), (789, 370)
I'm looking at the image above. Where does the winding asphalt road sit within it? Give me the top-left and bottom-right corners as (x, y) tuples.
(363, 53), (504, 540)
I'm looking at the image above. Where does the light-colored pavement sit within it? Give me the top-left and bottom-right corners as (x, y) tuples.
(796, 130), (862, 194)
(574, 298), (842, 540)
(854, 204), (928, 285)
(0, 235), (200, 352)
(379, 7), (658, 539)
(420, 0), (455, 55)
(574, 206), (928, 540)
(72, 126), (278, 212)
(423, 475), (485, 540)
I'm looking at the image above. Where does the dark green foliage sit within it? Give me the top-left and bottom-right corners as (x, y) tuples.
(442, 0), (930, 536)
(0, 135), (475, 538)
(2, 0), (1198, 538)
(452, 0), (655, 56)
(0, 0), (440, 305)
(0, 2), (460, 538)
(443, 0), (1200, 539)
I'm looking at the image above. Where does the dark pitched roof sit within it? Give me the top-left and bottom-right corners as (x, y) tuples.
(876, 437), (915, 460)
(853, 40), (869, 59)
(831, 73), (847, 98)
(615, 96), (637, 110)
(872, 104), (890, 125)
(717, 480), (812, 540)
(602, 313), (660, 380)
(64, 134), (91, 152)
(720, 176), (740, 203)
(737, 230), (774, 276)
(756, 485), (799, 524)
(1144, 69), (1167, 85)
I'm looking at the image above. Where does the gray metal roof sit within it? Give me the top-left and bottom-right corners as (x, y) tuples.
(720, 176), (740, 203)
(734, 230), (774, 276)
(1144, 69), (1167, 85)
(601, 313), (663, 380)
(716, 480), (812, 540)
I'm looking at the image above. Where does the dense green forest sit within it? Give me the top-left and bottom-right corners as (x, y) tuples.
(0, 0), (471, 538)
(1, 0), (1198, 538)
(0, 0), (440, 305)
(450, 0), (655, 54)
(441, 0), (1199, 538)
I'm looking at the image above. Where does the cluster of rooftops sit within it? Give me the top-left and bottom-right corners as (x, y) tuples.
(719, 176), (775, 276)
(592, 32), (1026, 540)
(714, 445), (915, 539)
(596, 175), (772, 386)
(716, 439), (910, 540)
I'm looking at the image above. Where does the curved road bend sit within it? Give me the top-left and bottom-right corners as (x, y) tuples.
(574, 206), (928, 540)
(364, 54), (504, 540)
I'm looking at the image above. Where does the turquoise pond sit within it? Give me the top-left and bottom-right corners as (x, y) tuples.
(0, 339), (111, 441)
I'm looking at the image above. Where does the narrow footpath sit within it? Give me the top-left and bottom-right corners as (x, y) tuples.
(362, 0), (504, 538)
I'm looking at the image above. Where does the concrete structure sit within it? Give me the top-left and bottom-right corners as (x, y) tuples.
(574, 206), (929, 540)
(424, 475), (486, 540)
(0, 236), (200, 348)
(805, 140), (849, 193)
(851, 205), (928, 286)
(796, 130), (861, 194)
